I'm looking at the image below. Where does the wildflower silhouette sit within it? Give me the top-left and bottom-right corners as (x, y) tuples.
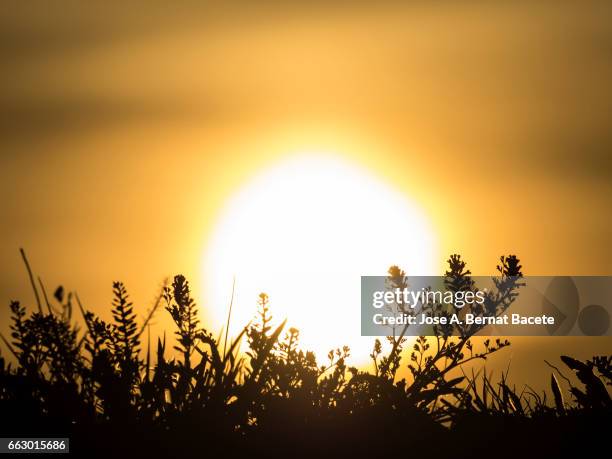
(0, 252), (609, 457)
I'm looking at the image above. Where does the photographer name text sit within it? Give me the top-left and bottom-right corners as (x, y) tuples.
(372, 312), (555, 326)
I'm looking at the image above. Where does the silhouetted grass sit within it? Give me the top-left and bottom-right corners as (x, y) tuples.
(0, 252), (609, 458)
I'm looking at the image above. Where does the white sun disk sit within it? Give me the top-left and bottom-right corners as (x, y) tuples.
(203, 155), (438, 361)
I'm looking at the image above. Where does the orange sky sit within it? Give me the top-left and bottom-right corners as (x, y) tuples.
(1, 1), (611, 387)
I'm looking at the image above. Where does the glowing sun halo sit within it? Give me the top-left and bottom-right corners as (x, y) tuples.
(203, 154), (438, 361)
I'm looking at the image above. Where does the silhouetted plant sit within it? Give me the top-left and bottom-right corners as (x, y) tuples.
(365, 254), (521, 423)
(560, 355), (611, 409)
(164, 275), (200, 370)
(0, 251), (609, 457)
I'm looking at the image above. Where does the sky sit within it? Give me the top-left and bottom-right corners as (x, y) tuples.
(1, 1), (611, 385)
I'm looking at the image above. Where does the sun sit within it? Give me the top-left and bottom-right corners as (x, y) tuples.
(203, 153), (438, 362)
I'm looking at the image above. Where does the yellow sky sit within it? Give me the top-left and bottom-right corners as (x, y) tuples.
(1, 1), (611, 386)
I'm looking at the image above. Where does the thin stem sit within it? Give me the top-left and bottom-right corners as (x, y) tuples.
(37, 276), (54, 315)
(20, 248), (42, 314)
(223, 276), (236, 358)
